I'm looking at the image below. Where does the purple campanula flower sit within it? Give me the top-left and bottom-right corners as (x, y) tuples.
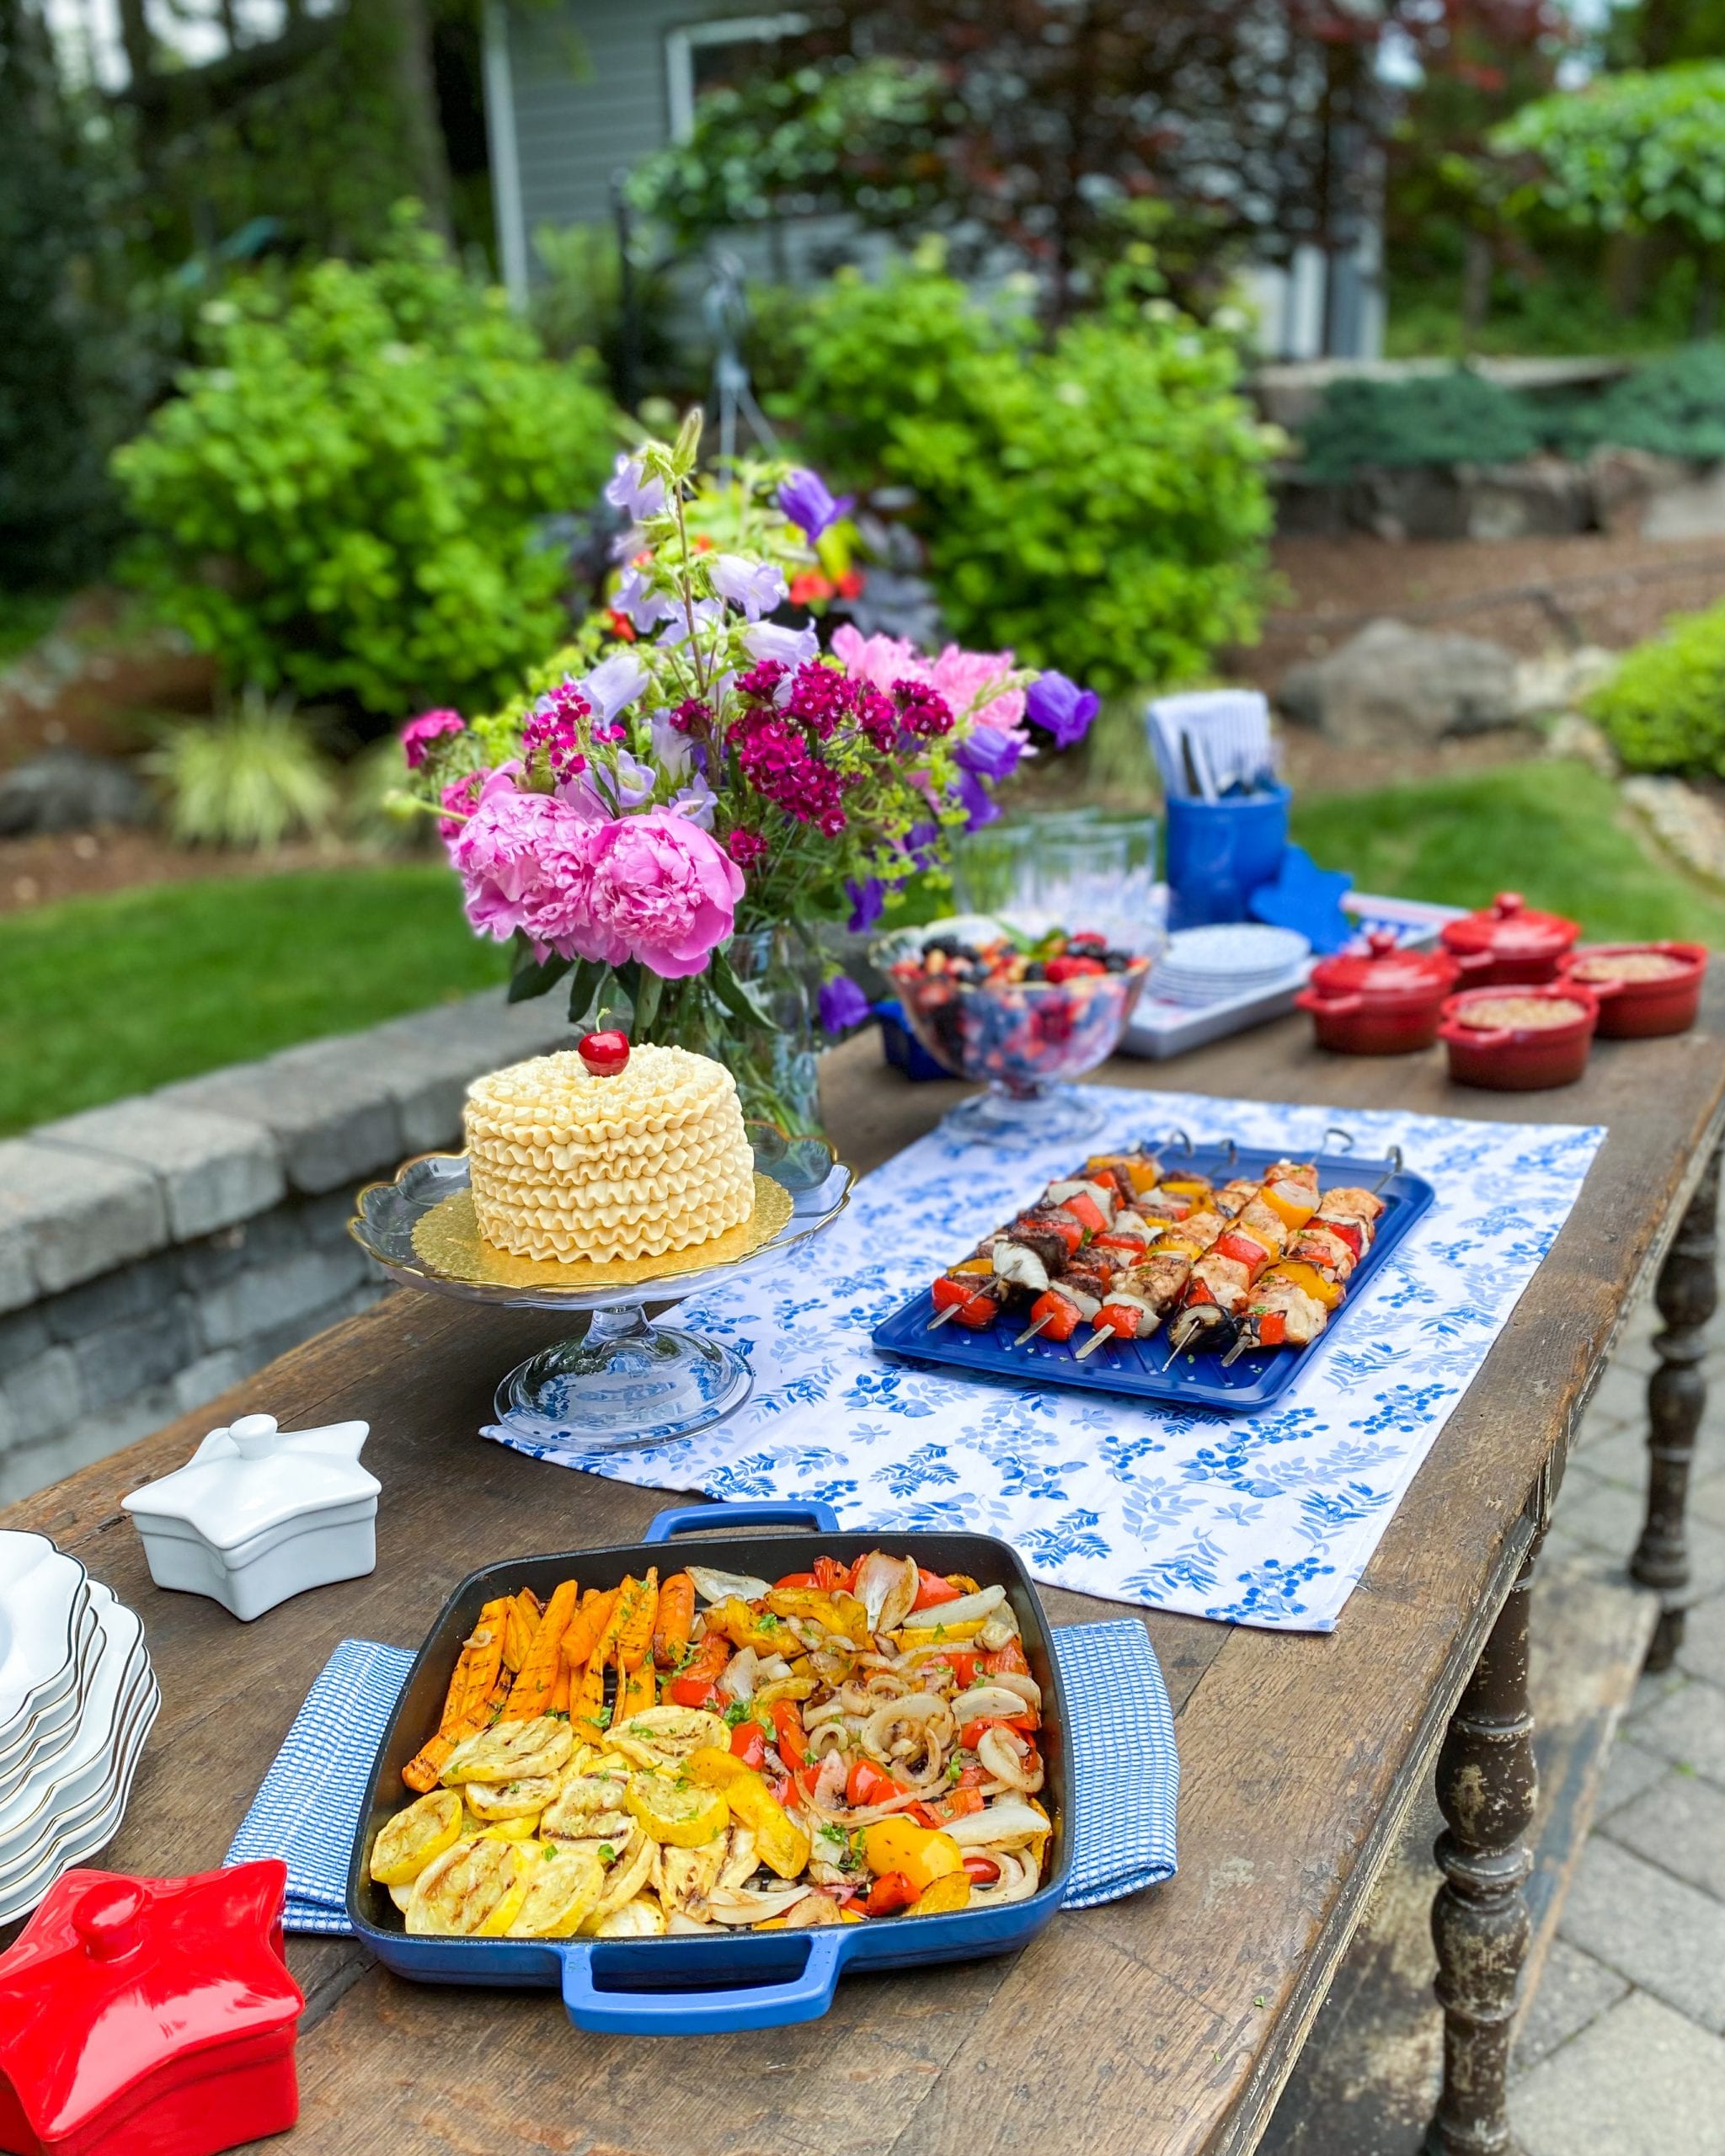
(614, 564), (675, 634)
(669, 773), (717, 829)
(605, 452), (666, 524)
(579, 650), (651, 725)
(778, 467), (853, 542)
(955, 727), (1026, 782)
(818, 974), (873, 1036)
(745, 621), (820, 671)
(711, 554), (788, 622)
(1025, 670), (1100, 749)
(845, 875), (887, 934)
(903, 820), (941, 872)
(954, 768), (1001, 830)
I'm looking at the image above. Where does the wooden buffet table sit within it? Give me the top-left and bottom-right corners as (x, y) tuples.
(6, 989), (1723, 2156)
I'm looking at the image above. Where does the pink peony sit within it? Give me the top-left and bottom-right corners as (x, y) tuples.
(446, 770), (604, 962)
(581, 808), (745, 978)
(401, 708), (464, 769)
(830, 625), (1025, 733)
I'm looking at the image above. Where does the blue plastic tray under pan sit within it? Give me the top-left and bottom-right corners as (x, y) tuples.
(871, 1145), (1436, 1417)
(346, 1501), (1071, 2035)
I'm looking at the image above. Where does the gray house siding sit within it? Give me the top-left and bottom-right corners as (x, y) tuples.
(483, 0), (1383, 358)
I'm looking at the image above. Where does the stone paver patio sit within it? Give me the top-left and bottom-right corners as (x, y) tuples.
(1510, 1298), (1725, 2155)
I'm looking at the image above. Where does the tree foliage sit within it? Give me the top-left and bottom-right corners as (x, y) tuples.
(1492, 61), (1725, 269)
(775, 248), (1277, 691)
(114, 207), (621, 721)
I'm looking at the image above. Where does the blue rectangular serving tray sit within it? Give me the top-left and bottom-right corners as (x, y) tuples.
(345, 1501), (1072, 2034)
(871, 1145), (1436, 1417)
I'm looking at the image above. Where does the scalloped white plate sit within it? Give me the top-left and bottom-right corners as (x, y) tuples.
(0, 1533), (87, 1737)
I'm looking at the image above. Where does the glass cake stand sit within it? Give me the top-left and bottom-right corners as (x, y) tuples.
(348, 1126), (850, 1453)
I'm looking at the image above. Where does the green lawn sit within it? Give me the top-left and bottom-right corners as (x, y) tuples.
(1292, 760), (1725, 947)
(0, 758), (1716, 1141)
(0, 867), (505, 1138)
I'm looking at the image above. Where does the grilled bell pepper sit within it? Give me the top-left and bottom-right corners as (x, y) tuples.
(861, 1817), (964, 1894)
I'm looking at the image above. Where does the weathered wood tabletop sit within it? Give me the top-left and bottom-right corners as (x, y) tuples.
(8, 989), (1724, 2156)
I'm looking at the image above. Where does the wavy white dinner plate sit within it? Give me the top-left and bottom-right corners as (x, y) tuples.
(0, 1666), (159, 1924)
(0, 1533), (88, 1737)
(0, 1588), (139, 1856)
(0, 1591), (101, 1805)
(0, 1657), (157, 1900)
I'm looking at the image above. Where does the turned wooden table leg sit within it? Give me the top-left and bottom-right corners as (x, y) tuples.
(1425, 1546), (1539, 2156)
(1632, 1142), (1721, 1673)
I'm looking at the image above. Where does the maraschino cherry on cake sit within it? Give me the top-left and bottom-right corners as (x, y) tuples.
(462, 1033), (755, 1265)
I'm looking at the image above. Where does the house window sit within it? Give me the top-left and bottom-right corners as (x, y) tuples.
(665, 13), (813, 141)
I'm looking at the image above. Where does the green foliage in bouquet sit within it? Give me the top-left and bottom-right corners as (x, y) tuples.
(774, 249), (1277, 694)
(1298, 369), (1545, 478)
(113, 206), (621, 722)
(1588, 602), (1725, 776)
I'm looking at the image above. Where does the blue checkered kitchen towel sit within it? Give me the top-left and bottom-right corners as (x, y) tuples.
(226, 1624), (1178, 1933)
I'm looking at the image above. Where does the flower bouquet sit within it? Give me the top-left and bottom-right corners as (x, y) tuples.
(401, 414), (1097, 1136)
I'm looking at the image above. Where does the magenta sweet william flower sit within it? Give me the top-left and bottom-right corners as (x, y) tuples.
(580, 808), (745, 979)
(778, 468), (853, 542)
(401, 709), (464, 769)
(1026, 670), (1100, 749)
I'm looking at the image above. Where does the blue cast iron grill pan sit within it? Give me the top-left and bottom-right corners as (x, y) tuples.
(346, 1500), (1071, 2034)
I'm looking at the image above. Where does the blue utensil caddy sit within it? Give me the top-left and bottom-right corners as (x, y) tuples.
(346, 1501), (1071, 2033)
(870, 1145), (1436, 1416)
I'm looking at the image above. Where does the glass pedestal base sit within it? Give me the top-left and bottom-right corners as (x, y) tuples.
(940, 1083), (1105, 1150)
(489, 1307), (754, 1453)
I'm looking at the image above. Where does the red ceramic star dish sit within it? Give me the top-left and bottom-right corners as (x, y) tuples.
(0, 1861), (303, 2156)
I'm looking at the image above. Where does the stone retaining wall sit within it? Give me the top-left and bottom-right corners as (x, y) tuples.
(0, 990), (572, 1503)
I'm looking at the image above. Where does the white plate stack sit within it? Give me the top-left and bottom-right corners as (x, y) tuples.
(0, 1531), (159, 1924)
(1149, 924), (1313, 1007)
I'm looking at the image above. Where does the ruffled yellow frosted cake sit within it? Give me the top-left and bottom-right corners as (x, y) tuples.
(464, 1043), (755, 1263)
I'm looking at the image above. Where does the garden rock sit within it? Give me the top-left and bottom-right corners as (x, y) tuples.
(1586, 446), (1693, 536)
(1642, 462), (1725, 542)
(1279, 619), (1521, 747)
(1621, 776), (1725, 882)
(1514, 646), (1620, 721)
(1544, 713), (1621, 780)
(0, 749), (150, 835)
(1464, 456), (1590, 541)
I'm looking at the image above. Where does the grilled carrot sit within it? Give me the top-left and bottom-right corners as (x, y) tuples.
(653, 1572), (696, 1667)
(560, 1588), (616, 1673)
(615, 1569), (660, 1670)
(502, 1577), (580, 1721)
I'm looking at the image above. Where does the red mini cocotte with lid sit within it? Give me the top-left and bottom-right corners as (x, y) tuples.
(1439, 892), (1579, 986)
(1437, 983), (1600, 1091)
(0, 1860), (302, 2156)
(1295, 930), (1461, 1054)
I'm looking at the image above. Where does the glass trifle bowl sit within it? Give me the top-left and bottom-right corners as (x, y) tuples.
(876, 914), (1154, 1147)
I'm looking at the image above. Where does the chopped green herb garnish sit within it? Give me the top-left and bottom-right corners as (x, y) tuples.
(724, 1700), (751, 1726)
(597, 1844), (615, 1863)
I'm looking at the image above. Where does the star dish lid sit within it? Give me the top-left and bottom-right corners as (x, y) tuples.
(0, 1863), (302, 2148)
(1306, 929), (1461, 1010)
(121, 1413), (377, 1555)
(1439, 891), (1579, 963)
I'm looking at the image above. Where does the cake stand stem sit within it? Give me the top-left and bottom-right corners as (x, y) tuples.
(487, 1304), (755, 1453)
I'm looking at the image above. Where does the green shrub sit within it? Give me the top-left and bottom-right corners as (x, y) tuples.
(114, 206), (620, 721)
(1557, 342), (1725, 462)
(775, 250), (1276, 692)
(144, 687), (339, 846)
(1588, 602), (1725, 776)
(1298, 370), (1544, 479)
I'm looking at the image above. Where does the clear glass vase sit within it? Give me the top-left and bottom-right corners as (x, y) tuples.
(681, 925), (826, 1142)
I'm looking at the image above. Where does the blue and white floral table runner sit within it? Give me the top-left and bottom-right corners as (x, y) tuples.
(486, 1088), (1605, 1633)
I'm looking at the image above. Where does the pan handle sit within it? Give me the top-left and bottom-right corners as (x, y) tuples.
(643, 1498), (842, 1543)
(558, 1929), (846, 2033)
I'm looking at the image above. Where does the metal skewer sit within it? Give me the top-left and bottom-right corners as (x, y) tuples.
(1014, 1312), (1053, 1348)
(927, 1303), (964, 1331)
(1220, 1336), (1251, 1368)
(1370, 1145), (1405, 1194)
(1073, 1326), (1116, 1363)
